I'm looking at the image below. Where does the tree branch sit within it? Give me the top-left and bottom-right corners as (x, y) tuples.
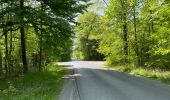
(102, 0), (108, 6)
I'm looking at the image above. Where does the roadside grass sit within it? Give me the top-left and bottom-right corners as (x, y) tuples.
(0, 65), (67, 100)
(111, 65), (170, 84)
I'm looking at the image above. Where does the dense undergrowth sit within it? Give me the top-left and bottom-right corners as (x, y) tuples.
(0, 65), (67, 100)
(111, 65), (170, 84)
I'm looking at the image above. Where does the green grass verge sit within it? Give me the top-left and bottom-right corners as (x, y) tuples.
(111, 65), (170, 84)
(0, 65), (67, 100)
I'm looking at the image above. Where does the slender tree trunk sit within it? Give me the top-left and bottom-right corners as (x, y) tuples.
(39, 21), (42, 71)
(39, 2), (44, 71)
(20, 0), (28, 73)
(20, 25), (28, 73)
(9, 30), (13, 72)
(146, 22), (151, 61)
(0, 2), (4, 78)
(120, 0), (128, 64)
(0, 45), (3, 79)
(133, 4), (140, 66)
(123, 20), (128, 63)
(150, 10), (154, 33)
(146, 10), (154, 62)
(9, 0), (14, 73)
(0, 3), (4, 76)
(4, 29), (8, 73)
(2, 2), (9, 73)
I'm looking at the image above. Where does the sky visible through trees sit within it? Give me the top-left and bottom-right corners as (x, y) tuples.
(0, 0), (89, 76)
(74, 0), (170, 70)
(0, 0), (170, 99)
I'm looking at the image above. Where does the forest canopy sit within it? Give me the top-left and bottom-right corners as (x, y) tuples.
(74, 0), (170, 70)
(0, 0), (89, 76)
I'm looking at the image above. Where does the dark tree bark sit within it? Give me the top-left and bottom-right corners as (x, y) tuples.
(9, 30), (14, 72)
(20, 0), (28, 73)
(120, 0), (128, 64)
(39, 18), (43, 71)
(4, 29), (8, 73)
(39, 29), (42, 71)
(123, 20), (128, 63)
(150, 10), (154, 33)
(9, 0), (14, 73)
(0, 45), (3, 79)
(132, 3), (140, 66)
(146, 10), (154, 62)
(39, 2), (43, 71)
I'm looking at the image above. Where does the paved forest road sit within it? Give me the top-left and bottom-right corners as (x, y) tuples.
(58, 61), (170, 100)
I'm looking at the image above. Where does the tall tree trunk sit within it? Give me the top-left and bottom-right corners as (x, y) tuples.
(120, 0), (128, 64)
(146, 10), (154, 62)
(39, 2), (44, 71)
(123, 20), (128, 63)
(0, 45), (3, 79)
(9, 30), (13, 72)
(9, 0), (14, 73)
(2, 2), (9, 73)
(39, 20), (42, 71)
(133, 3), (140, 66)
(4, 29), (8, 73)
(20, 0), (28, 73)
(0, 2), (4, 78)
(150, 10), (154, 33)
(150, 10), (155, 45)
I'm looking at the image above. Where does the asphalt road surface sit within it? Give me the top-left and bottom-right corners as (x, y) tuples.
(58, 61), (170, 100)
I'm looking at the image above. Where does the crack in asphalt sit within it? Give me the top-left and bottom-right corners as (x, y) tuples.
(73, 69), (82, 100)
(58, 61), (170, 100)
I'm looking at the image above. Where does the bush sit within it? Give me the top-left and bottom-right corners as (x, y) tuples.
(130, 68), (148, 76)
(0, 66), (67, 100)
(114, 65), (133, 72)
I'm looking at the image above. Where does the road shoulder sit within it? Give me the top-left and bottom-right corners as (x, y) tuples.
(58, 69), (80, 100)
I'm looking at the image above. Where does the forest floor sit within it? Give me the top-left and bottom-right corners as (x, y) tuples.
(0, 65), (67, 100)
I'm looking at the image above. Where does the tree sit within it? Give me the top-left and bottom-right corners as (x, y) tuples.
(0, 46), (3, 79)
(98, 0), (131, 64)
(74, 0), (170, 70)
(20, 0), (28, 73)
(74, 12), (104, 60)
(0, 0), (90, 75)
(129, 0), (140, 66)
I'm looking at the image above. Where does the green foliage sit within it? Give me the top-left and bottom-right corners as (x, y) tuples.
(87, 0), (106, 15)
(0, 0), (90, 74)
(113, 65), (133, 72)
(0, 0), (90, 98)
(0, 66), (67, 100)
(74, 12), (104, 60)
(112, 65), (170, 84)
(92, 0), (170, 70)
(130, 68), (149, 76)
(2, 82), (17, 96)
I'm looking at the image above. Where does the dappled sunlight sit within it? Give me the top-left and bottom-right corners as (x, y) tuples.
(63, 73), (82, 79)
(58, 61), (114, 70)
(59, 61), (170, 100)
(57, 62), (74, 68)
